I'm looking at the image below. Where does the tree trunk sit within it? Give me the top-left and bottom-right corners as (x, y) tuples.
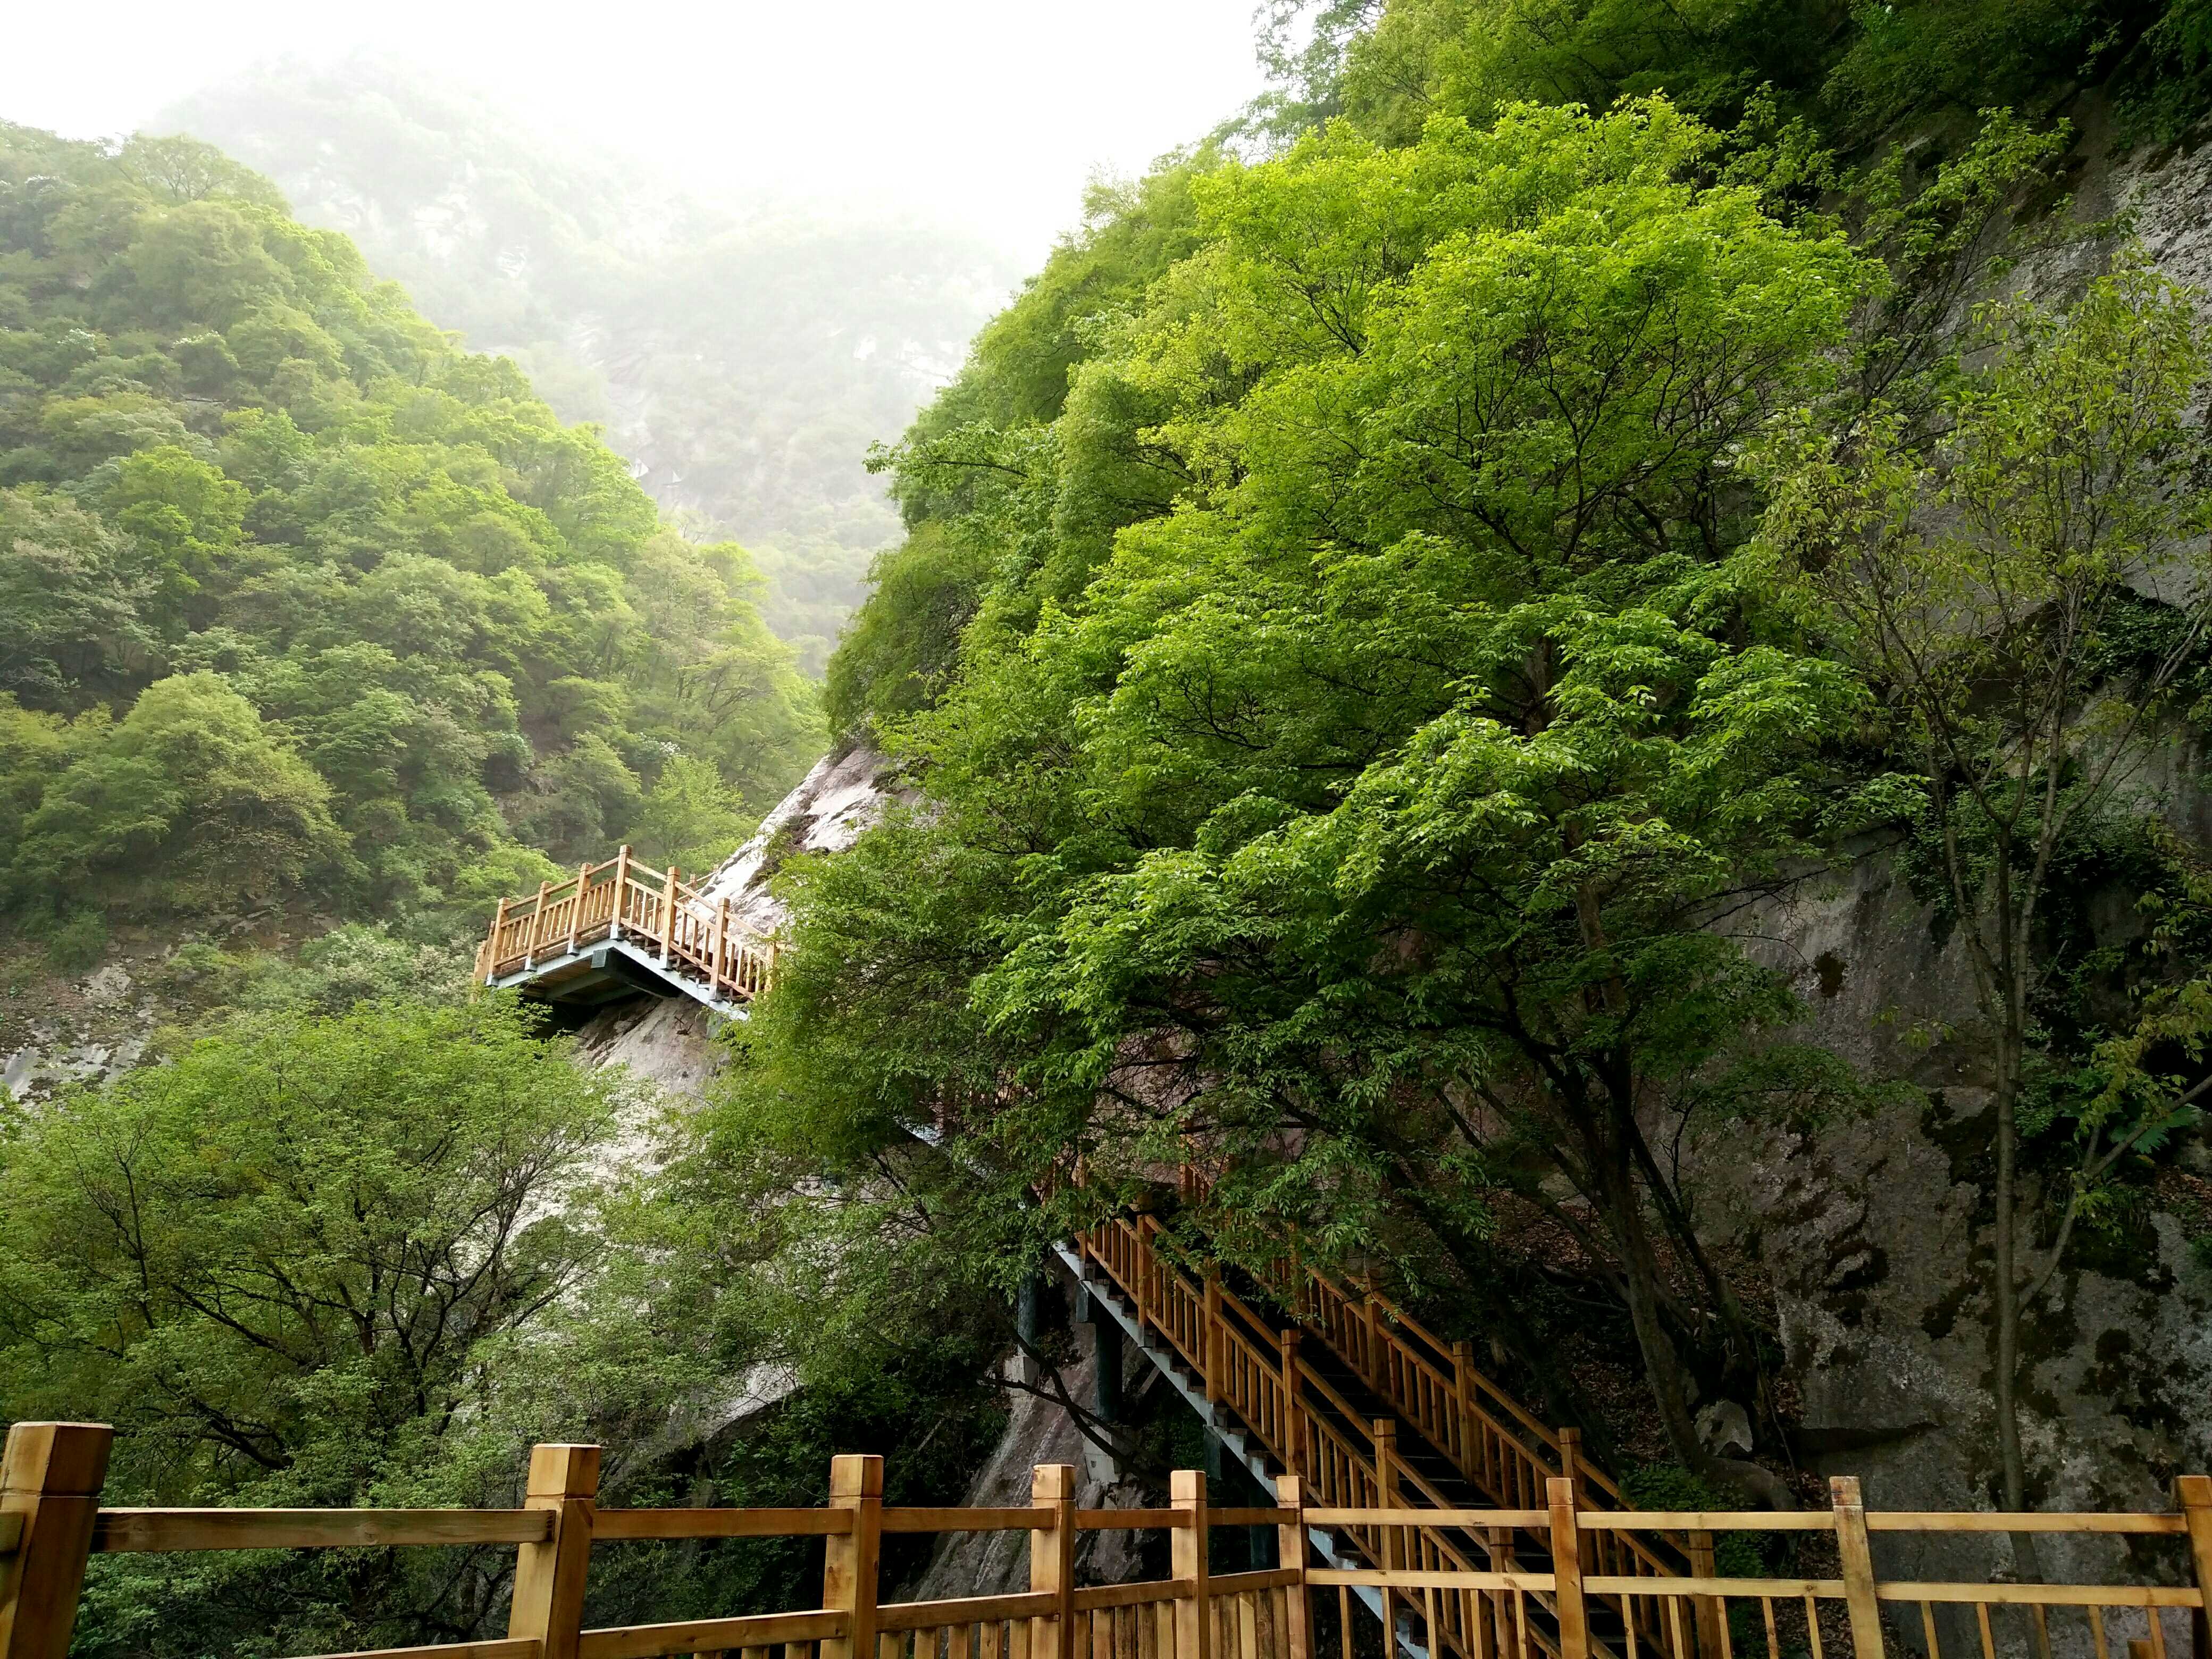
(1601, 1152), (1706, 1468)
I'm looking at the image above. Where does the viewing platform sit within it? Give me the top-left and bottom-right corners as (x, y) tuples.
(475, 846), (775, 1017)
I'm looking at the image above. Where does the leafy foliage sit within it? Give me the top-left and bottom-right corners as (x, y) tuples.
(1270, 0), (2211, 149)
(735, 98), (1888, 1492)
(158, 60), (1017, 672)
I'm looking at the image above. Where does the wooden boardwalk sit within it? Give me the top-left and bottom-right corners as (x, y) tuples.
(1069, 1220), (1690, 1659)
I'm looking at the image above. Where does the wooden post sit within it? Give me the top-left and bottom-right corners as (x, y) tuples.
(1278, 1474), (1313, 1659)
(823, 1454), (883, 1659)
(1548, 1476), (1590, 1659)
(1557, 1427), (1582, 1498)
(1686, 1530), (1723, 1659)
(1452, 1340), (1479, 1477)
(1204, 1270), (1225, 1405)
(1032, 1464), (1076, 1659)
(1831, 1475), (1885, 1659)
(0, 1422), (112, 1659)
(488, 895), (511, 981)
(715, 896), (731, 993)
(506, 1442), (598, 1659)
(1173, 1468), (1211, 1659)
(612, 845), (632, 943)
(660, 863), (680, 964)
(1362, 1284), (1382, 1389)
(567, 862), (590, 955)
(1374, 1419), (1397, 1647)
(524, 879), (551, 968)
(1280, 1329), (1305, 1477)
(2174, 1477), (2212, 1659)
(1373, 1418), (1397, 1510)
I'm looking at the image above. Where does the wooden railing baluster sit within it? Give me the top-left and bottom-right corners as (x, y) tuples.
(0, 1422), (112, 1659)
(506, 1442), (597, 1659)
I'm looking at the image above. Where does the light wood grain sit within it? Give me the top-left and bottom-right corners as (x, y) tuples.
(1873, 1585), (2202, 1608)
(1307, 1571), (1556, 1593)
(295, 1641), (541, 1659)
(1301, 1509), (1548, 1528)
(881, 1597), (1056, 1631)
(1862, 1513), (2186, 1534)
(1074, 1511), (1187, 1531)
(94, 1509), (551, 1553)
(1073, 1582), (1193, 1612)
(596, 1510), (851, 1541)
(882, 1510), (1050, 1535)
(822, 1456), (883, 1659)
(578, 1610), (846, 1659)
(1209, 1573), (1304, 1596)
(1580, 1513), (1837, 1532)
(1586, 1579), (1846, 1599)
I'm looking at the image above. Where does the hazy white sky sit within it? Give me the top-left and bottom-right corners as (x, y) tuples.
(0, 0), (1275, 263)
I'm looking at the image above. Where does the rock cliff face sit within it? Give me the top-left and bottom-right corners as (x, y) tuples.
(566, 744), (916, 1095)
(1719, 845), (2212, 1588)
(1698, 112), (2212, 1559)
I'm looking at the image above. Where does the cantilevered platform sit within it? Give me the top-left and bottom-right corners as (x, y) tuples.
(475, 846), (774, 1017)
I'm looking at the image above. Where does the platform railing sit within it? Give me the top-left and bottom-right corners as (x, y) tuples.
(9, 1423), (2209, 1659)
(475, 844), (775, 1007)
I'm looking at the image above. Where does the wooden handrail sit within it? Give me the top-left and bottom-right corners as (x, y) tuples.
(475, 846), (776, 1008)
(1075, 1215), (1703, 1659)
(6, 1422), (2210, 1659)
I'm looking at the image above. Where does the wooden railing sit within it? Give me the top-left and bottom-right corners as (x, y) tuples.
(0, 1425), (1298, 1659)
(1076, 1217), (1688, 1659)
(475, 844), (775, 1006)
(10, 1423), (2210, 1659)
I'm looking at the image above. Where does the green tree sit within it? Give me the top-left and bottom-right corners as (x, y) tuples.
(631, 752), (752, 874)
(0, 998), (644, 1654)
(9, 672), (343, 909)
(0, 486), (150, 705)
(104, 443), (248, 623)
(741, 99), (1873, 1491)
(0, 118), (824, 935)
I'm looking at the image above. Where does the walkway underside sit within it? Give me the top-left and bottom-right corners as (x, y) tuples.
(480, 935), (752, 1018)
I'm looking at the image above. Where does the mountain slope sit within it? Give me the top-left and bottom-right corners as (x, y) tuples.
(158, 58), (1016, 671)
(0, 120), (822, 954)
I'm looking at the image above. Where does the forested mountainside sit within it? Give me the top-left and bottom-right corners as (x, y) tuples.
(160, 60), (1016, 671)
(0, 121), (823, 978)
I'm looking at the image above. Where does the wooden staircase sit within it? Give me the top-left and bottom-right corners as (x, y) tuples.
(475, 845), (775, 1015)
(1066, 1219), (1707, 1659)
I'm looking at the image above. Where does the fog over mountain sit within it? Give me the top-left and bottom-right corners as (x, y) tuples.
(161, 58), (1020, 671)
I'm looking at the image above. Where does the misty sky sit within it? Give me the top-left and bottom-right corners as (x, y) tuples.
(0, 0), (1276, 263)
